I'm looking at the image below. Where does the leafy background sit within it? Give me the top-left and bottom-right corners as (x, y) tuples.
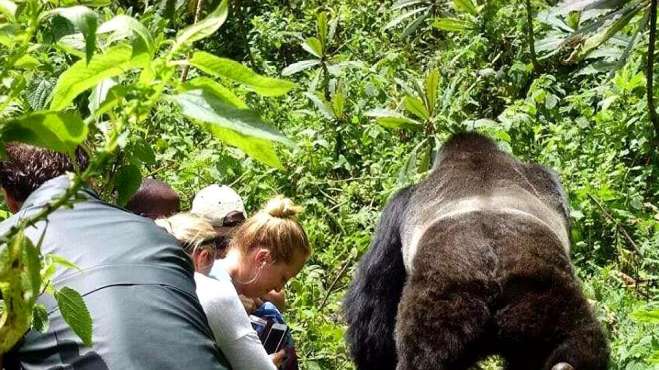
(1, 0), (658, 369)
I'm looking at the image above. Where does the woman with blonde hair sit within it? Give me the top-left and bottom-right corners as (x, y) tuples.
(159, 196), (310, 370)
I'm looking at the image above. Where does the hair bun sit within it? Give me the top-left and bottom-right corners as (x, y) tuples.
(263, 196), (302, 219)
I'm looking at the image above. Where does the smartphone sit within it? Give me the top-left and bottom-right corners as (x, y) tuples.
(249, 315), (271, 342)
(263, 322), (288, 354)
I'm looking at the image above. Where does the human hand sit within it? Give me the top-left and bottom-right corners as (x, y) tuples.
(270, 349), (286, 367)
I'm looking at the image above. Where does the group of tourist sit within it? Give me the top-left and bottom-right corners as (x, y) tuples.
(0, 143), (309, 370)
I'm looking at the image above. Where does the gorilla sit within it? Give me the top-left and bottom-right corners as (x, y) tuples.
(344, 133), (609, 370)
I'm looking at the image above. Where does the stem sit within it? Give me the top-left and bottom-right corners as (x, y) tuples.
(180, 0), (205, 83)
(525, 0), (540, 74)
(646, 0), (659, 148)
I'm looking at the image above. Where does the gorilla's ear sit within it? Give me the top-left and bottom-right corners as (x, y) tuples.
(344, 186), (414, 370)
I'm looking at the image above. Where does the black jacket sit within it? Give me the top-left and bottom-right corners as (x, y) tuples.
(1, 175), (228, 370)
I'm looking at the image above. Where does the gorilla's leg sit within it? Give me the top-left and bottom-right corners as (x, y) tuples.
(496, 274), (609, 370)
(344, 186), (415, 370)
(394, 279), (493, 370)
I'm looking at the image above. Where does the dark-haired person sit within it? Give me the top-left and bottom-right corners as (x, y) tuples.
(125, 178), (180, 220)
(0, 143), (227, 370)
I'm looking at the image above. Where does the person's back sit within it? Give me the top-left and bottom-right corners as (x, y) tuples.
(0, 144), (227, 370)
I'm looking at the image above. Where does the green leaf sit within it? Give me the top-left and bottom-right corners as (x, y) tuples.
(189, 51), (296, 97)
(332, 90), (345, 119)
(630, 309), (659, 323)
(392, 0), (428, 10)
(384, 7), (428, 30)
(183, 77), (247, 109)
(282, 59), (321, 76)
(54, 287), (92, 347)
(432, 17), (474, 32)
(115, 164), (142, 206)
(425, 68), (440, 116)
(0, 0), (17, 21)
(316, 12), (329, 51)
(49, 254), (81, 271)
(304, 92), (335, 120)
(453, 0), (478, 16)
(50, 43), (147, 110)
(51, 6), (99, 64)
(88, 78), (117, 115)
(32, 304), (49, 333)
(0, 23), (17, 47)
(403, 95), (430, 121)
(172, 89), (292, 168)
(97, 15), (155, 54)
(578, 5), (642, 59)
(22, 236), (41, 299)
(302, 37), (323, 58)
(366, 109), (423, 130)
(25, 78), (55, 110)
(173, 0), (228, 51)
(2, 111), (88, 155)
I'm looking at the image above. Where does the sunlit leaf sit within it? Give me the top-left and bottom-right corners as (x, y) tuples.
(0, 0), (17, 21)
(404, 95), (430, 121)
(302, 37), (323, 58)
(183, 77), (247, 109)
(172, 89), (292, 168)
(50, 6), (99, 63)
(32, 304), (49, 333)
(304, 92), (335, 120)
(189, 51), (296, 96)
(2, 111), (88, 155)
(366, 109), (423, 130)
(432, 17), (475, 32)
(282, 59), (321, 76)
(97, 15), (155, 54)
(173, 0), (228, 51)
(50, 43), (147, 110)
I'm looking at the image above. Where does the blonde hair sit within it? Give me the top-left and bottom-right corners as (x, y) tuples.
(156, 213), (217, 256)
(230, 196), (310, 263)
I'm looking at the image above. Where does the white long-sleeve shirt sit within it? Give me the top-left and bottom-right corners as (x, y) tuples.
(194, 271), (276, 370)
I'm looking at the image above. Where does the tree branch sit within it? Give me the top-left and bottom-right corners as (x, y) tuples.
(525, 0), (540, 74)
(646, 0), (659, 148)
(180, 0), (205, 83)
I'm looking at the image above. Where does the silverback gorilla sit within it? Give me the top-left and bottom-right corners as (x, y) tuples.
(344, 133), (609, 370)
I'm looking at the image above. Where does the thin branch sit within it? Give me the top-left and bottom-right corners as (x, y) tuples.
(319, 256), (353, 311)
(647, 0), (659, 148)
(525, 0), (540, 74)
(180, 0), (205, 83)
(587, 193), (641, 255)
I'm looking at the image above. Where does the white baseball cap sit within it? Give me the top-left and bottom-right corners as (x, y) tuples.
(191, 185), (246, 227)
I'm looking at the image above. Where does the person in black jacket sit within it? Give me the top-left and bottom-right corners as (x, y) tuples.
(0, 143), (229, 370)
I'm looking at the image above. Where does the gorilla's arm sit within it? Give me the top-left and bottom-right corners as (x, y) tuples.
(344, 186), (414, 370)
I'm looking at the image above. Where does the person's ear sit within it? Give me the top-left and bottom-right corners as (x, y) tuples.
(255, 248), (272, 267)
(2, 188), (21, 214)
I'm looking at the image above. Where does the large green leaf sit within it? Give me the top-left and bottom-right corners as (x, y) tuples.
(97, 15), (155, 54)
(172, 89), (292, 168)
(578, 4), (642, 59)
(22, 236), (41, 299)
(31, 304), (49, 333)
(51, 6), (99, 63)
(2, 111), (88, 155)
(183, 77), (246, 109)
(189, 51), (296, 97)
(115, 164), (141, 206)
(304, 92), (335, 120)
(87, 78), (117, 114)
(433, 18), (475, 32)
(50, 43), (147, 110)
(55, 287), (92, 347)
(316, 12), (329, 51)
(173, 0), (228, 51)
(425, 68), (440, 116)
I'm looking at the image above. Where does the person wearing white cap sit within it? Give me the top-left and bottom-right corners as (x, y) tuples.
(192, 184), (247, 258)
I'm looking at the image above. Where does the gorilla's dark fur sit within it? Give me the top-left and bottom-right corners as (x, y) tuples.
(344, 133), (609, 370)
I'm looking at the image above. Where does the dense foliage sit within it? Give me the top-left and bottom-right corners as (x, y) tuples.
(1, 0), (658, 369)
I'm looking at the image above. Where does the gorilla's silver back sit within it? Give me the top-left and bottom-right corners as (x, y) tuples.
(400, 135), (571, 273)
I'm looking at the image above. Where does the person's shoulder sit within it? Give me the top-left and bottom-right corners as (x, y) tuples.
(194, 272), (238, 305)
